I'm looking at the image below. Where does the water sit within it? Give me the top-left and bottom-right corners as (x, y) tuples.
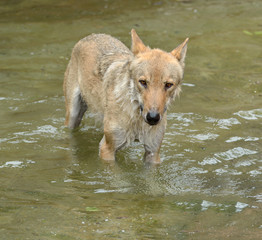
(0, 0), (261, 239)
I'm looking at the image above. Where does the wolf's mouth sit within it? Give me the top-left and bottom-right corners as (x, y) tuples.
(146, 120), (159, 126)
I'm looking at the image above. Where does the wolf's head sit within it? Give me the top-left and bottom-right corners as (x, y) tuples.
(129, 29), (188, 126)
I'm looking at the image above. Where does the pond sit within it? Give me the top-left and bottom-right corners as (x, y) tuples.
(0, 0), (261, 239)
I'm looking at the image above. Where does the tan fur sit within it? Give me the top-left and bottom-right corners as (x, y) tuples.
(63, 29), (188, 164)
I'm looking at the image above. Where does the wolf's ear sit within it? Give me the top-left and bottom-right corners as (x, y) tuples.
(171, 38), (189, 64)
(131, 29), (149, 55)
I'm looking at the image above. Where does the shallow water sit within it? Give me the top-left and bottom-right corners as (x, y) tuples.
(0, 0), (262, 239)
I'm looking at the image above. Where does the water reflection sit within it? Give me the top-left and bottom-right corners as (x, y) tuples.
(63, 106), (261, 200)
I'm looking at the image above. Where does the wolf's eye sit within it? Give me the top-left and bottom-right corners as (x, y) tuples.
(165, 82), (173, 90)
(139, 79), (147, 88)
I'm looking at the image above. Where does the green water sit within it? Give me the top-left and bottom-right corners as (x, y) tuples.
(0, 0), (261, 239)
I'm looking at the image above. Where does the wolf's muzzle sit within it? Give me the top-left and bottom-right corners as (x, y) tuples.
(146, 111), (160, 125)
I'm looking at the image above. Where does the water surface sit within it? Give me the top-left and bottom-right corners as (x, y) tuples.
(0, 0), (261, 239)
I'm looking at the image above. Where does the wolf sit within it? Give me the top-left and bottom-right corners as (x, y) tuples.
(63, 29), (188, 164)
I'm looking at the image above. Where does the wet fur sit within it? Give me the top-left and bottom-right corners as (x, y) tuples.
(63, 29), (188, 163)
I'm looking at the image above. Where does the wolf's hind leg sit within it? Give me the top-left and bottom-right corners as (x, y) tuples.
(65, 87), (87, 129)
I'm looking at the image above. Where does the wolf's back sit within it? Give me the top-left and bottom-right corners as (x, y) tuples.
(72, 34), (131, 76)
(82, 34), (130, 54)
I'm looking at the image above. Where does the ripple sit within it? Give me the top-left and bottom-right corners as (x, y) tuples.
(0, 97), (25, 101)
(205, 117), (241, 129)
(32, 99), (47, 104)
(167, 112), (194, 124)
(35, 125), (58, 134)
(235, 202), (249, 212)
(225, 136), (243, 143)
(0, 138), (10, 143)
(94, 188), (129, 193)
(235, 160), (256, 167)
(226, 136), (260, 143)
(234, 108), (262, 120)
(182, 83), (195, 87)
(0, 161), (23, 168)
(216, 118), (241, 129)
(244, 137), (260, 141)
(214, 168), (228, 175)
(0, 160), (35, 168)
(251, 194), (262, 203)
(214, 147), (257, 161)
(198, 157), (221, 165)
(174, 200), (250, 213)
(213, 168), (244, 176)
(201, 200), (217, 210)
(199, 147), (257, 166)
(187, 167), (208, 174)
(14, 125), (58, 137)
(249, 170), (261, 177)
(189, 133), (219, 141)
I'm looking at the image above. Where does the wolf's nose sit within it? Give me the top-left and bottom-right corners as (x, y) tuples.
(146, 111), (160, 125)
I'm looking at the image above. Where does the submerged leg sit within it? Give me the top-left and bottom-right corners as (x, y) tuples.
(143, 123), (166, 164)
(99, 124), (127, 161)
(144, 149), (161, 164)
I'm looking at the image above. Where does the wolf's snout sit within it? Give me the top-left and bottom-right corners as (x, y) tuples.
(146, 111), (160, 125)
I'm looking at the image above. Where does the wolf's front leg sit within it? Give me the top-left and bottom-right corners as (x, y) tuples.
(99, 127), (127, 161)
(144, 149), (161, 164)
(143, 123), (166, 164)
(99, 134), (116, 161)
